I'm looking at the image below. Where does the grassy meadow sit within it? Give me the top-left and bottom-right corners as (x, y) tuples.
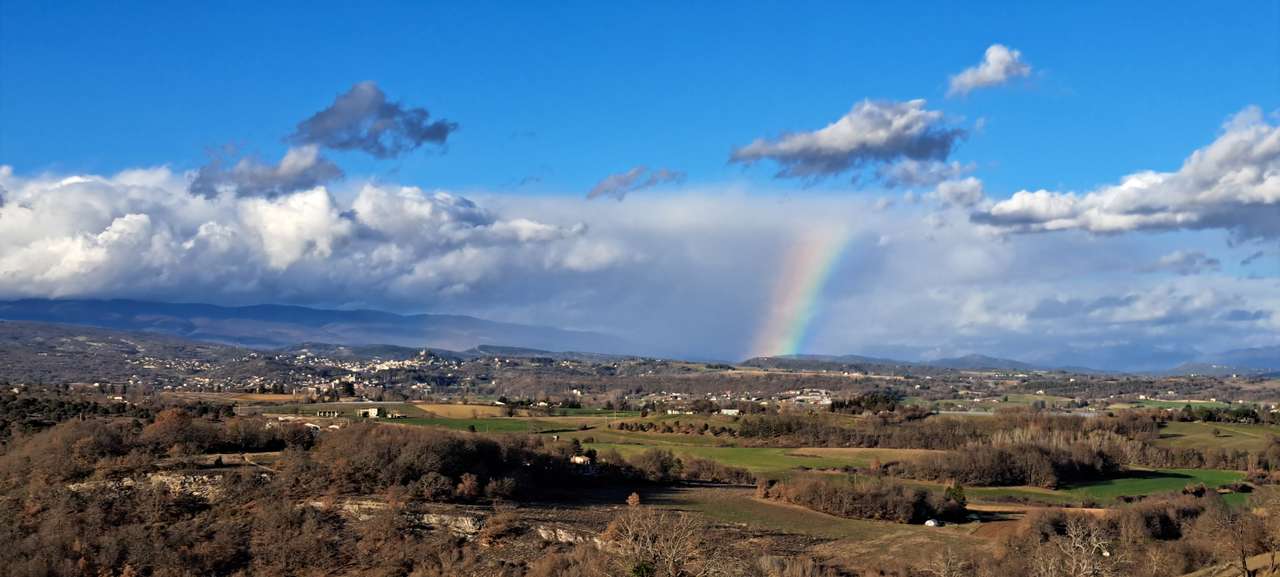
(396, 417), (579, 433)
(360, 408), (1256, 507)
(1059, 467), (1245, 503)
(1154, 420), (1280, 452)
(652, 485), (992, 566)
(1109, 399), (1233, 410)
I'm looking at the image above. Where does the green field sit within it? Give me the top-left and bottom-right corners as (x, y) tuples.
(563, 427), (735, 446)
(389, 413), (729, 440)
(654, 485), (990, 566)
(964, 486), (1081, 505)
(918, 468), (1247, 506)
(1059, 468), (1245, 502)
(398, 417), (579, 433)
(377, 413), (1254, 506)
(551, 407), (643, 417)
(1110, 399), (1233, 410)
(257, 402), (420, 417)
(1001, 393), (1074, 405)
(903, 393), (1072, 411)
(1154, 420), (1280, 452)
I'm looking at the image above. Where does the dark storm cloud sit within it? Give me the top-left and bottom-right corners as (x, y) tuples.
(189, 82), (456, 197)
(290, 81), (458, 159)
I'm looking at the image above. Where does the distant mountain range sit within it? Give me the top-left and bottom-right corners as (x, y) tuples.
(0, 299), (634, 355)
(281, 343), (643, 363)
(1193, 346), (1280, 371)
(1168, 346), (1280, 376)
(743, 353), (1039, 374)
(925, 354), (1038, 371)
(748, 349), (1279, 376)
(1, 298), (1275, 376)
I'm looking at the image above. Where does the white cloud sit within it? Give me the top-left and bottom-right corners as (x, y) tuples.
(948, 44), (1032, 97)
(0, 166), (1276, 368)
(238, 188), (353, 269)
(729, 99), (966, 181)
(975, 107), (1280, 241)
(933, 177), (986, 207)
(1143, 250), (1222, 276)
(0, 166), (596, 303)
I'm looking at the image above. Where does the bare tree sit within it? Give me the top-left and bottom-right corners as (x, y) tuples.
(1058, 517), (1123, 577)
(605, 506), (737, 577)
(925, 548), (972, 577)
(1027, 516), (1124, 577)
(1252, 487), (1280, 575)
(1206, 505), (1264, 577)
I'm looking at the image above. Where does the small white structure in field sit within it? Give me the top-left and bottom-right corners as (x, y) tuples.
(924, 519), (942, 527)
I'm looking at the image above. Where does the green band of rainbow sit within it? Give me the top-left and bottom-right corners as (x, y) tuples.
(749, 227), (850, 358)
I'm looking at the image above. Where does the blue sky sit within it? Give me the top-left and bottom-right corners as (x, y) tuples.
(1, 1), (1278, 368)
(4, 1), (1276, 194)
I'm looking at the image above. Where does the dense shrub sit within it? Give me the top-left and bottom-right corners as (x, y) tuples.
(764, 474), (964, 524)
(902, 442), (1120, 488)
(628, 448), (683, 482)
(680, 456), (755, 484)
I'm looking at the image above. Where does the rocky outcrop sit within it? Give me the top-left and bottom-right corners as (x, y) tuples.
(421, 512), (486, 536)
(534, 524), (605, 546)
(68, 473), (224, 500)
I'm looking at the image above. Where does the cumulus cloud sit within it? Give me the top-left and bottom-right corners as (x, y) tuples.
(974, 107), (1280, 241)
(0, 166), (591, 303)
(948, 44), (1032, 97)
(190, 145), (344, 197)
(932, 177), (986, 207)
(587, 166), (686, 200)
(1143, 250), (1222, 276)
(290, 81), (458, 159)
(729, 99), (967, 182)
(1, 164), (1276, 368)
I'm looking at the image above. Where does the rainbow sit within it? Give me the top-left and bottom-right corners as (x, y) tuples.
(748, 227), (851, 359)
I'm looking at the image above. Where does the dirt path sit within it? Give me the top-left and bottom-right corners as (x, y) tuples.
(242, 452), (278, 473)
